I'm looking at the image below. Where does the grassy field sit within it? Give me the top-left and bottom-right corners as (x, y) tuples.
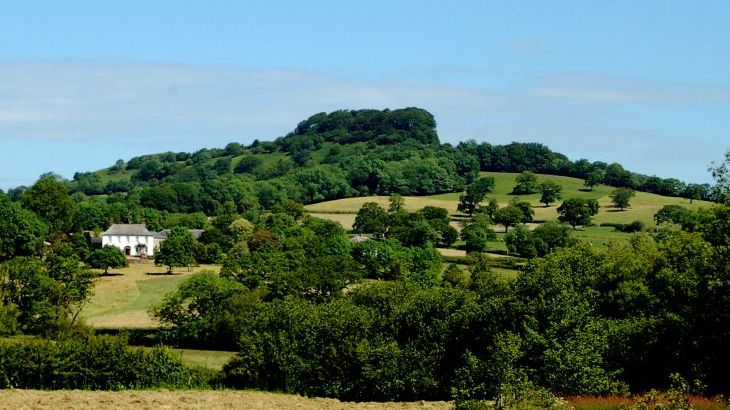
(81, 261), (219, 328)
(137, 346), (235, 371)
(305, 172), (712, 247)
(0, 390), (451, 410)
(307, 172), (710, 225)
(435, 172), (711, 225)
(306, 195), (459, 214)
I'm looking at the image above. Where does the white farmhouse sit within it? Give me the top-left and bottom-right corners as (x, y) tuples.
(102, 224), (156, 257)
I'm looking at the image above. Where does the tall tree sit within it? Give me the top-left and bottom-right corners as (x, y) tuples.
(353, 202), (389, 237)
(504, 224), (537, 257)
(388, 194), (405, 214)
(539, 181), (563, 207)
(460, 214), (497, 253)
(512, 171), (539, 195)
(510, 198), (535, 223)
(88, 245), (128, 275)
(584, 169), (605, 191)
(0, 196), (47, 261)
(683, 183), (707, 204)
(457, 177), (496, 215)
(155, 227), (196, 273)
(492, 206), (525, 232)
(709, 150), (730, 204)
(610, 188), (635, 211)
(21, 177), (76, 234)
(557, 198), (600, 229)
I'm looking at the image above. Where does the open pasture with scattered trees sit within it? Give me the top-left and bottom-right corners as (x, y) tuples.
(1, 108), (729, 408)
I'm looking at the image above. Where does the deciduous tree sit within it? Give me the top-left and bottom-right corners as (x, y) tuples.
(458, 177), (496, 215)
(492, 206), (525, 232)
(557, 198), (600, 229)
(353, 202), (389, 237)
(512, 171), (539, 195)
(610, 188), (635, 210)
(88, 245), (128, 275)
(155, 227), (196, 273)
(21, 176), (75, 234)
(584, 169), (605, 191)
(0, 196), (47, 261)
(460, 214), (497, 252)
(539, 181), (563, 207)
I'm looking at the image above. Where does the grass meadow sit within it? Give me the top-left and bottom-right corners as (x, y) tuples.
(305, 172), (712, 246)
(81, 262), (220, 328)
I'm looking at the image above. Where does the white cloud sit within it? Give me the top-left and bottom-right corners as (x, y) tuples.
(0, 60), (506, 143)
(533, 73), (730, 104)
(0, 60), (726, 188)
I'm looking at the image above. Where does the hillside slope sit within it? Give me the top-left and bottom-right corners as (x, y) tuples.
(306, 172), (712, 229)
(9, 107), (707, 236)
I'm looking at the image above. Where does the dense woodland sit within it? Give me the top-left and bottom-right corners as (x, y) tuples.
(0, 108), (729, 407)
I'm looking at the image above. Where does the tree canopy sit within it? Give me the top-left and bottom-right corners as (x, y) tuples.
(457, 176), (495, 215)
(557, 198), (600, 229)
(539, 180), (563, 207)
(155, 227), (196, 273)
(610, 188), (636, 210)
(88, 245), (128, 275)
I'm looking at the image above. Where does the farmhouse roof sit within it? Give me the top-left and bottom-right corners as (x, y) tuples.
(157, 228), (205, 240)
(103, 224), (155, 237)
(349, 235), (370, 243)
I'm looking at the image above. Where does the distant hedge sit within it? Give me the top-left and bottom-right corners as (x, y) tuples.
(0, 335), (211, 390)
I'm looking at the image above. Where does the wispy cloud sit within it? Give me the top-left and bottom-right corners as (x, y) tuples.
(534, 73), (730, 104)
(0, 60), (727, 189)
(0, 60), (506, 143)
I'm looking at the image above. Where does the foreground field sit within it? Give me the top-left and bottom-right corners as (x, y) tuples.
(82, 262), (220, 328)
(0, 390), (451, 410)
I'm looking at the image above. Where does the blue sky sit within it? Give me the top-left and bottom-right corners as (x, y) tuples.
(1, 1), (729, 189)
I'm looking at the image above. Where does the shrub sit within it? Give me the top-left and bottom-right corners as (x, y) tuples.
(0, 335), (210, 389)
(603, 220), (645, 233)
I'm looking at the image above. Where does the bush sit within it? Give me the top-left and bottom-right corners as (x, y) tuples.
(0, 335), (210, 389)
(603, 220), (645, 233)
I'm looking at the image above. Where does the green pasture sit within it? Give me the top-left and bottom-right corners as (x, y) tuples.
(81, 263), (219, 329)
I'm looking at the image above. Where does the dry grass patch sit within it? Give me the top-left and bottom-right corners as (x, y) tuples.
(308, 212), (357, 230)
(0, 390), (451, 410)
(305, 196), (459, 214)
(437, 248), (467, 258)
